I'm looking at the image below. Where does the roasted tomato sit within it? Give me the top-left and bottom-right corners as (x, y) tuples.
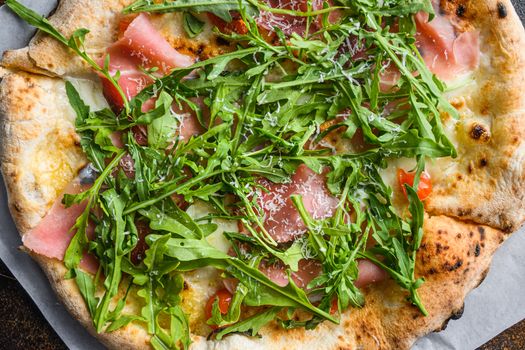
(330, 298), (339, 314)
(397, 168), (433, 200)
(117, 14), (138, 38)
(207, 13), (248, 35)
(205, 289), (233, 323)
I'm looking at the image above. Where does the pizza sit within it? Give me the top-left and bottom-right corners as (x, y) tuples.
(1, 0), (524, 349)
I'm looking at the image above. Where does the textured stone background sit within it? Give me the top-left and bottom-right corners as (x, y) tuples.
(0, 0), (523, 349)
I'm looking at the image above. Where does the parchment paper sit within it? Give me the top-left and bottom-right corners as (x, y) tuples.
(0, 1), (524, 349)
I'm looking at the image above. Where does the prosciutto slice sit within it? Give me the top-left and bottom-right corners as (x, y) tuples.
(100, 14), (193, 110)
(257, 0), (340, 37)
(257, 164), (339, 243)
(254, 259), (387, 290)
(260, 259), (322, 288)
(22, 180), (99, 274)
(415, 2), (479, 81)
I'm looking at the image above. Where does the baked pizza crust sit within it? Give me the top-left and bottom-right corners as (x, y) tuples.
(425, 0), (525, 233)
(1, 0), (524, 349)
(0, 71), (87, 233)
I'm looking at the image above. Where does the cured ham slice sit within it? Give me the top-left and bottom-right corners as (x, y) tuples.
(354, 259), (388, 288)
(259, 259), (321, 288)
(258, 259), (387, 289)
(22, 180), (99, 274)
(257, 0), (340, 37)
(257, 164), (339, 243)
(100, 13), (193, 111)
(415, 3), (479, 81)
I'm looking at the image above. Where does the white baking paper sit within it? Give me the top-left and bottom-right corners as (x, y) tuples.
(0, 1), (524, 349)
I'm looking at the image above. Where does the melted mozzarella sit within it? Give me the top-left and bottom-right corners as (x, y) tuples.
(65, 77), (110, 110)
(186, 201), (235, 253)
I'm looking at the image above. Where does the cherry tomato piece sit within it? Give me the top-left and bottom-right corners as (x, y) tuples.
(207, 13), (248, 35)
(117, 14), (138, 38)
(397, 169), (433, 201)
(330, 298), (338, 315)
(205, 289), (233, 321)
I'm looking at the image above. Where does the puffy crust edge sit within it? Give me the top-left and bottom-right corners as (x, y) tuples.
(1, 0), (129, 76)
(0, 71), (87, 233)
(426, 0), (525, 232)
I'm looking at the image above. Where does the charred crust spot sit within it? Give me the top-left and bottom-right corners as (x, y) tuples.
(438, 318), (451, 332)
(457, 174), (463, 181)
(435, 242), (443, 254)
(13, 203), (23, 212)
(196, 45), (204, 56)
(502, 222), (514, 233)
(456, 4), (466, 18)
(479, 158), (488, 167)
(450, 305), (465, 320)
(470, 123), (490, 142)
(469, 231), (474, 238)
(428, 267), (437, 275)
(444, 259), (463, 272)
(215, 36), (230, 46)
(497, 2), (508, 18)
(474, 243), (481, 257)
(183, 281), (189, 290)
(467, 163), (473, 174)
(478, 226), (486, 240)
(476, 268), (490, 288)
(458, 208), (472, 216)
(456, 233), (462, 239)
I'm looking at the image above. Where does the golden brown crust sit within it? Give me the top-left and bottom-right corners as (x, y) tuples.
(2, 0), (130, 76)
(426, 0), (525, 232)
(0, 71), (87, 233)
(33, 255), (152, 350)
(1, 0), (525, 349)
(191, 215), (506, 350)
(0, 0), (228, 77)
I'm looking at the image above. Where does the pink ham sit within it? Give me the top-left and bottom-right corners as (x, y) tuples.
(354, 259), (388, 288)
(415, 2), (479, 81)
(100, 13), (193, 111)
(22, 180), (99, 274)
(171, 97), (207, 141)
(259, 259), (321, 288)
(256, 164), (339, 243)
(258, 259), (387, 289)
(257, 0), (340, 37)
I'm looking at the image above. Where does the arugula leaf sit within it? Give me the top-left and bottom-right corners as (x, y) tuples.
(74, 269), (97, 318)
(147, 91), (179, 149)
(9, 0), (458, 343)
(215, 307), (281, 340)
(123, 0), (259, 22)
(183, 12), (205, 38)
(6, 0), (130, 112)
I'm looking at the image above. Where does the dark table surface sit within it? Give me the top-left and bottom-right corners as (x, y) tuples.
(1, 0), (525, 349)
